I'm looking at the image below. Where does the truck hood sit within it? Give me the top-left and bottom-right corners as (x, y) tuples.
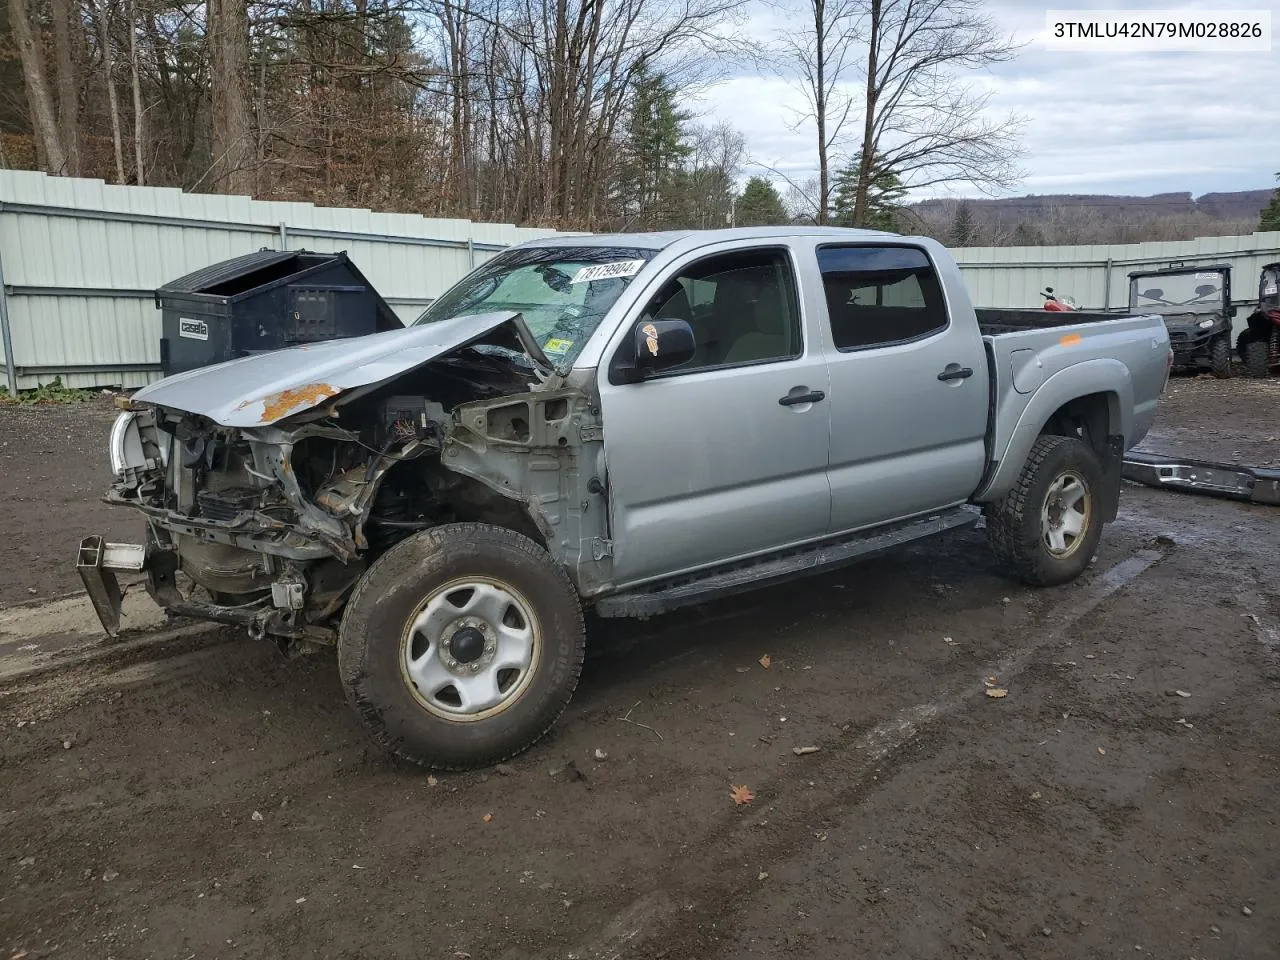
(131, 312), (550, 427)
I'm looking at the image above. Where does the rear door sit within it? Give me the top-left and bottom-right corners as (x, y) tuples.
(596, 243), (832, 586)
(816, 244), (989, 531)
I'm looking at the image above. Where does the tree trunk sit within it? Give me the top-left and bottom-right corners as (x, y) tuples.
(128, 0), (145, 184)
(51, 0), (81, 175)
(814, 0), (827, 224)
(208, 0), (254, 194)
(8, 0), (70, 174)
(852, 0), (880, 226)
(93, 0), (127, 184)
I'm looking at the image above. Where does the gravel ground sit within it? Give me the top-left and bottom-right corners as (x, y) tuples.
(1, 378), (1278, 960)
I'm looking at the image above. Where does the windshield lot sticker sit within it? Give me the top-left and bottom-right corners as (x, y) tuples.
(1194, 272), (1220, 281)
(570, 260), (645, 284)
(179, 318), (209, 340)
(642, 322), (659, 356)
(544, 337), (574, 355)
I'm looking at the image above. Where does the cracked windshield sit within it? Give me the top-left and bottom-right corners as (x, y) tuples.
(1132, 271), (1225, 314)
(414, 246), (654, 365)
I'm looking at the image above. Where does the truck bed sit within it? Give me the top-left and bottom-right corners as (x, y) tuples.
(975, 308), (1133, 336)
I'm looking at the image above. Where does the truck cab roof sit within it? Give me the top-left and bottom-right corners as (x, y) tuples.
(514, 226), (902, 252)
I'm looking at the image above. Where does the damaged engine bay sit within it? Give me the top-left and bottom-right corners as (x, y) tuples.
(99, 316), (609, 647)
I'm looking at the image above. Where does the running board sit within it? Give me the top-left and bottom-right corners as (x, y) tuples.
(1122, 451), (1280, 506)
(593, 507), (980, 618)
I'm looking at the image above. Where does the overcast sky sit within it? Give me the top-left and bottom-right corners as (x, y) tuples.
(693, 0), (1280, 199)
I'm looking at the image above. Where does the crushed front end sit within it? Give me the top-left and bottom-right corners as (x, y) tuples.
(77, 314), (609, 646)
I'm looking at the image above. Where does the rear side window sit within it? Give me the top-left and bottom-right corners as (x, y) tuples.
(817, 246), (949, 350)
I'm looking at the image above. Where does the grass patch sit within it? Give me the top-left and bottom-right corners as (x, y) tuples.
(0, 376), (98, 406)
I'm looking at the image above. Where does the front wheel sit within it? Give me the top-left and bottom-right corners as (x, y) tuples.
(985, 435), (1106, 587)
(1210, 335), (1233, 378)
(338, 523), (586, 769)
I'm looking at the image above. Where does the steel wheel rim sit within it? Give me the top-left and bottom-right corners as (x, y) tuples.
(399, 577), (540, 722)
(1041, 470), (1091, 558)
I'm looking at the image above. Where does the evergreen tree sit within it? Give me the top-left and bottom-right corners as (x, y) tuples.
(1260, 173), (1280, 232)
(735, 177), (789, 226)
(831, 152), (905, 230)
(951, 201), (979, 246)
(617, 69), (693, 226)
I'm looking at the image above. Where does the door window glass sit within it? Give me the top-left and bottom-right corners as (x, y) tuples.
(818, 246), (948, 350)
(641, 249), (802, 370)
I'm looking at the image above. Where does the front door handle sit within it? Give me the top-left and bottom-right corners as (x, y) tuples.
(779, 389), (826, 406)
(937, 365), (974, 382)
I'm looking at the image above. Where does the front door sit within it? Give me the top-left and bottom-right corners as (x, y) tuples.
(816, 243), (989, 532)
(597, 245), (832, 586)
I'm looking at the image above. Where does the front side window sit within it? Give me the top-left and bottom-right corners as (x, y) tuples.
(636, 248), (802, 371)
(818, 245), (948, 350)
(415, 246), (655, 366)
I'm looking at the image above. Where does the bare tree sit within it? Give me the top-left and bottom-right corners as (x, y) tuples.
(850, 0), (1023, 226)
(91, 0), (127, 183)
(772, 0), (861, 223)
(8, 0), (70, 174)
(51, 0), (81, 176)
(128, 0), (146, 183)
(207, 0), (254, 194)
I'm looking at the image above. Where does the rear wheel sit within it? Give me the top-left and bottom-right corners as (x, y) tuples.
(338, 523), (585, 769)
(985, 435), (1105, 587)
(1244, 339), (1270, 379)
(1210, 335), (1233, 378)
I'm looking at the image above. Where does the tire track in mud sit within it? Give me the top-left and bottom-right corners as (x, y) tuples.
(553, 549), (1165, 960)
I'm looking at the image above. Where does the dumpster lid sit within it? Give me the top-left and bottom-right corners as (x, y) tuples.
(157, 249), (403, 331)
(158, 249), (301, 296)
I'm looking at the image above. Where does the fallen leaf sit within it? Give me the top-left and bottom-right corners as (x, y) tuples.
(730, 784), (755, 805)
(758, 655), (772, 669)
(427, 775), (439, 787)
(295, 897), (307, 904)
(1175, 689), (1191, 698)
(251, 810), (264, 822)
(757, 871), (769, 881)
(482, 813), (493, 823)
(983, 676), (998, 687)
(1030, 791), (1042, 800)
(792, 746), (820, 756)
(985, 688), (1008, 699)
(1097, 747), (1106, 755)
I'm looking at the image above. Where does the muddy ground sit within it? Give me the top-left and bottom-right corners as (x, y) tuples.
(1, 378), (1278, 960)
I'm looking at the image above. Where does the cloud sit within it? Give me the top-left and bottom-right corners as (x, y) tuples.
(693, 0), (1280, 198)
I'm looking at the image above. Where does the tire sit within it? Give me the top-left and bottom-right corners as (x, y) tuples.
(1210, 335), (1233, 378)
(984, 435), (1106, 587)
(338, 523), (585, 769)
(1244, 339), (1270, 379)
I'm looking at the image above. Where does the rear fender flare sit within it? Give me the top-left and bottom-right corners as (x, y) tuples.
(978, 359), (1133, 502)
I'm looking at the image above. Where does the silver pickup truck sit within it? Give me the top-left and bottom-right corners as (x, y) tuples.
(81, 228), (1172, 768)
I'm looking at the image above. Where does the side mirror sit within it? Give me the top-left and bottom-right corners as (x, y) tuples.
(633, 319), (695, 375)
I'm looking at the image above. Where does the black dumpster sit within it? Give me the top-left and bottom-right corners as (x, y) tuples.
(156, 249), (402, 375)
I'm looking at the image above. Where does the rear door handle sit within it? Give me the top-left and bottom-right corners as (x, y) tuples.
(778, 389), (826, 406)
(937, 366), (974, 382)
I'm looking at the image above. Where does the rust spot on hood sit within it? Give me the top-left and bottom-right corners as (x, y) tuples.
(253, 383), (342, 423)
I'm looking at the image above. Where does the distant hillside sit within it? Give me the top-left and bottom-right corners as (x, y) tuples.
(907, 189), (1273, 246)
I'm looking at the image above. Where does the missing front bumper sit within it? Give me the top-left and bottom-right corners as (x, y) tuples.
(75, 535), (336, 642)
